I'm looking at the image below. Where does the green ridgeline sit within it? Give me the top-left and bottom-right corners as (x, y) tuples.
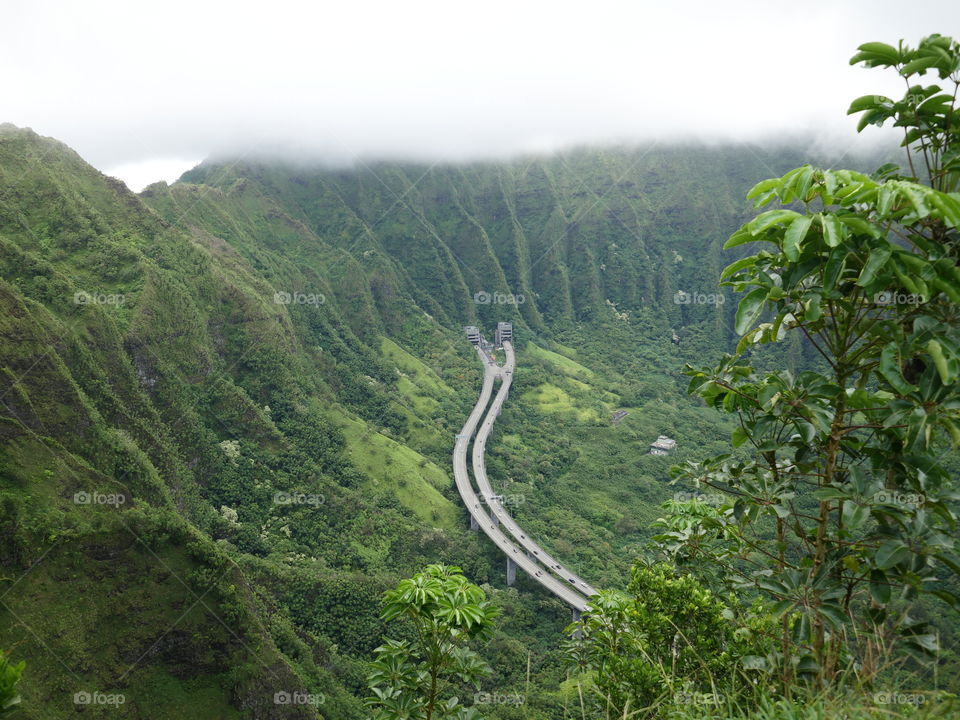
(2, 124), (923, 718)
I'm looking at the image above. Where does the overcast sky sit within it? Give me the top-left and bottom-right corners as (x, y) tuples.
(4, 0), (958, 190)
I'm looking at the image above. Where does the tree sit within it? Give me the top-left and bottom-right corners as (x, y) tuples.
(0, 650), (24, 717)
(656, 34), (960, 691)
(366, 564), (499, 720)
(565, 563), (765, 718)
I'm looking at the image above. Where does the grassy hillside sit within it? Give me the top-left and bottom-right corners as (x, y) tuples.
(0, 124), (909, 717)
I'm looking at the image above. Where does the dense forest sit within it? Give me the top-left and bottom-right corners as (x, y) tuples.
(1, 33), (959, 720)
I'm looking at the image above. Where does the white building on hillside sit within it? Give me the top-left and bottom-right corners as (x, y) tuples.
(649, 435), (676, 455)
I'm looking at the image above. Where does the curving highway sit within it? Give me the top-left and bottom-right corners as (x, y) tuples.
(452, 337), (595, 611)
(472, 341), (598, 596)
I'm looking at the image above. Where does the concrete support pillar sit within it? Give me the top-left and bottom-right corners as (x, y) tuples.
(506, 557), (516, 586)
(470, 513), (478, 531)
(492, 514), (499, 529)
(571, 609), (583, 638)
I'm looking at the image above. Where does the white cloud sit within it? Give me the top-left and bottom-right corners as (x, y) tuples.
(103, 158), (201, 192)
(3, 0), (957, 185)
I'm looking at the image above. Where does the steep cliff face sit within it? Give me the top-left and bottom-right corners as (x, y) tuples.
(0, 124), (825, 717)
(0, 126), (477, 719)
(172, 145), (809, 338)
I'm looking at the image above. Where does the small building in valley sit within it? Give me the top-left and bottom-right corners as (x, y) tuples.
(465, 326), (481, 344)
(649, 435), (676, 455)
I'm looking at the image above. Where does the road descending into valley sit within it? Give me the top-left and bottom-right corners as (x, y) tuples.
(452, 339), (595, 612)
(472, 341), (598, 596)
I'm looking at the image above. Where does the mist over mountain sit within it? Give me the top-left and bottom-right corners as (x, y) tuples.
(8, 115), (948, 718)
(6, 0), (960, 716)
(0, 124), (833, 715)
(6, 0), (941, 183)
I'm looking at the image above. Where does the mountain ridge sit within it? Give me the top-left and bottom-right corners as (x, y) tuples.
(0, 123), (891, 717)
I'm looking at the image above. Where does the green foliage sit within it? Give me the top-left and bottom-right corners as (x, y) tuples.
(848, 35), (960, 185)
(665, 691), (958, 720)
(565, 563), (767, 718)
(366, 565), (499, 720)
(0, 651), (24, 717)
(0, 116), (920, 718)
(659, 35), (960, 692)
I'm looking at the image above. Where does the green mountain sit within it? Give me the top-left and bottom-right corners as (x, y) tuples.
(0, 123), (875, 717)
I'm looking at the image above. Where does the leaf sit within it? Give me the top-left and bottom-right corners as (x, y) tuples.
(783, 165), (815, 203)
(901, 56), (940, 76)
(822, 248), (846, 291)
(934, 276), (960, 303)
(818, 213), (843, 247)
(843, 555), (860, 573)
(748, 209), (802, 235)
(720, 255), (757, 281)
(896, 183), (931, 218)
(796, 654), (819, 674)
(930, 589), (960, 608)
(850, 42), (901, 66)
(842, 503), (869, 532)
(879, 343), (918, 395)
(879, 344), (918, 395)
(813, 488), (849, 502)
(793, 420), (815, 443)
(783, 215), (813, 261)
(731, 426), (750, 448)
(757, 577), (789, 596)
(847, 94), (883, 113)
(877, 185), (895, 216)
(856, 109), (889, 132)
(724, 226), (757, 249)
(856, 245), (892, 286)
(906, 633), (940, 652)
(928, 191), (960, 227)
(746, 177), (781, 200)
(945, 419), (960, 448)
(870, 569), (892, 604)
(839, 216), (883, 238)
(892, 263), (921, 295)
(876, 540), (910, 570)
(927, 339), (952, 383)
(819, 603), (850, 629)
(735, 288), (768, 335)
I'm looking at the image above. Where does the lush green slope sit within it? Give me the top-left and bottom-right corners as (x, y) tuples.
(0, 124), (883, 717)
(0, 125), (486, 719)
(174, 145), (814, 336)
